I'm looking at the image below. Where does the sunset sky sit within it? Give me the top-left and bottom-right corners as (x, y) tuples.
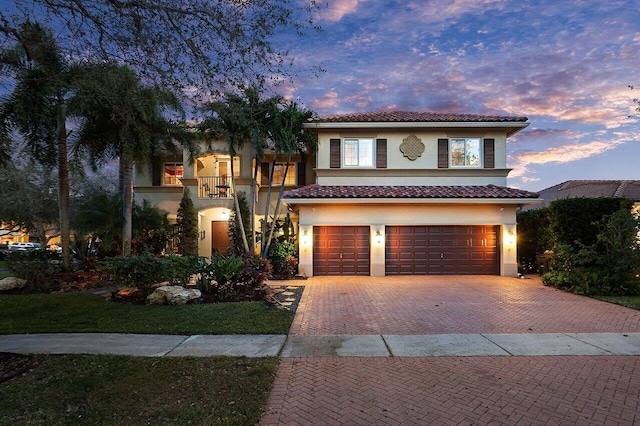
(277, 0), (640, 191)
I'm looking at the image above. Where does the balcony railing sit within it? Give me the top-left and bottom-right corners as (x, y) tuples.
(198, 176), (233, 199)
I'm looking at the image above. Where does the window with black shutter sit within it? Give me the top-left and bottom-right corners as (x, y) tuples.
(376, 139), (387, 168)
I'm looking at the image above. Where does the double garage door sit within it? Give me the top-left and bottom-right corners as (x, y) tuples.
(313, 225), (498, 276)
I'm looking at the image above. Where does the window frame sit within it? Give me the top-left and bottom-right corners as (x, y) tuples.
(342, 138), (375, 168)
(272, 162), (297, 186)
(163, 162), (184, 186)
(449, 137), (482, 168)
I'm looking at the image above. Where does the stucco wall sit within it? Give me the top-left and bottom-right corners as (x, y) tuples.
(315, 128), (509, 177)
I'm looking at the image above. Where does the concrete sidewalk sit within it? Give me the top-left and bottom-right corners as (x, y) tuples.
(2, 332), (640, 357)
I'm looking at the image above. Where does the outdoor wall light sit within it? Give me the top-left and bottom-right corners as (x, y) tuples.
(200, 230), (206, 240)
(375, 230), (383, 244)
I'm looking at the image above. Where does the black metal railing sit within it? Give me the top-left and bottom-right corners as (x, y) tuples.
(198, 176), (233, 198)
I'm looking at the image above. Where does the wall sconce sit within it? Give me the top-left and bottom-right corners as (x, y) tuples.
(200, 230), (206, 240)
(301, 230), (309, 245)
(506, 228), (516, 246)
(375, 230), (383, 244)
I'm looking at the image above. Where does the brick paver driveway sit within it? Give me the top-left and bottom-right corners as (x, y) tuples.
(260, 276), (640, 425)
(290, 275), (640, 335)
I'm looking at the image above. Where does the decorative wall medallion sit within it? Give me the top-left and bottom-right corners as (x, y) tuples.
(399, 134), (425, 161)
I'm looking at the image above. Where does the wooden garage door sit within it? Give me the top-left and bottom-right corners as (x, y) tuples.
(314, 226), (370, 276)
(386, 226), (499, 275)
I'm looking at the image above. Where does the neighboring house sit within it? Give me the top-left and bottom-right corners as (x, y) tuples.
(529, 180), (640, 213)
(282, 111), (539, 277)
(0, 223), (29, 246)
(134, 110), (540, 276)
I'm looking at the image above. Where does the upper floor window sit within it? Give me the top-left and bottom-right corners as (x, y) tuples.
(272, 163), (296, 185)
(450, 138), (481, 167)
(343, 138), (374, 167)
(164, 163), (183, 185)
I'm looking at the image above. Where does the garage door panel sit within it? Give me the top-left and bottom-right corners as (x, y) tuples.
(314, 226), (370, 276)
(386, 225), (499, 275)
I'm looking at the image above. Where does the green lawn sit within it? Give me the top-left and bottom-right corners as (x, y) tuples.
(0, 354), (278, 426)
(0, 293), (294, 335)
(0, 271), (13, 279)
(593, 295), (640, 310)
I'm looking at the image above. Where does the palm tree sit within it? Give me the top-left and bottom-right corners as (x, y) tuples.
(200, 89), (317, 258)
(261, 102), (317, 257)
(70, 63), (196, 256)
(199, 87), (281, 254)
(0, 21), (74, 269)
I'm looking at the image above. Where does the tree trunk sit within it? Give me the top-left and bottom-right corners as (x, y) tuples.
(264, 153), (292, 258)
(56, 98), (71, 271)
(121, 156), (134, 256)
(230, 157), (250, 254)
(260, 159), (276, 257)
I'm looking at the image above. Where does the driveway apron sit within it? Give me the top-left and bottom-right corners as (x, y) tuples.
(260, 276), (640, 425)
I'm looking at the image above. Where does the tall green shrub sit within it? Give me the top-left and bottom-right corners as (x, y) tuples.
(542, 198), (640, 295)
(548, 197), (634, 249)
(176, 187), (199, 256)
(517, 208), (552, 272)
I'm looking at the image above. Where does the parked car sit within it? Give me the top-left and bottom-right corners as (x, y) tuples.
(7, 242), (41, 251)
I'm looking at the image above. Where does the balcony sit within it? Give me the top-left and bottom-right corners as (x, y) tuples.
(198, 176), (233, 199)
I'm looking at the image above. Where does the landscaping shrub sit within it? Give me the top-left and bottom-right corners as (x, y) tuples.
(176, 188), (199, 256)
(5, 250), (63, 291)
(548, 197), (634, 250)
(542, 205), (640, 296)
(267, 240), (298, 279)
(103, 253), (195, 289)
(191, 253), (270, 302)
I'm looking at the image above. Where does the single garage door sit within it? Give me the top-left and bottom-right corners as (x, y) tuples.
(386, 225), (498, 275)
(314, 226), (370, 275)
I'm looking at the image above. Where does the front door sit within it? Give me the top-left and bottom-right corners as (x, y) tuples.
(211, 221), (230, 254)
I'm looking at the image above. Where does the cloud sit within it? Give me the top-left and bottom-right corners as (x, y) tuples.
(508, 138), (627, 178)
(316, 0), (365, 22)
(313, 89), (339, 109)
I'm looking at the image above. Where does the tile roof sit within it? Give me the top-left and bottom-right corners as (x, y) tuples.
(536, 180), (640, 205)
(316, 111), (528, 123)
(283, 184), (539, 199)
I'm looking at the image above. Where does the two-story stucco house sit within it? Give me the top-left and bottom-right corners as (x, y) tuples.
(134, 110), (539, 277)
(282, 111), (540, 277)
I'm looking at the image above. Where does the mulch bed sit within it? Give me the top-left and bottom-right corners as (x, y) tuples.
(0, 352), (38, 384)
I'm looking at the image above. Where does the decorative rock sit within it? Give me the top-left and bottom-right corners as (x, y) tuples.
(0, 277), (28, 291)
(147, 285), (202, 305)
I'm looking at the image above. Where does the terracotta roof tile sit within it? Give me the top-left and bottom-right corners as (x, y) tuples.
(537, 180), (640, 205)
(316, 111), (528, 123)
(283, 184), (539, 199)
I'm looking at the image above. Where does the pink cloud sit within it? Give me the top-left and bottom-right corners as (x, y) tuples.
(316, 0), (365, 22)
(508, 138), (627, 178)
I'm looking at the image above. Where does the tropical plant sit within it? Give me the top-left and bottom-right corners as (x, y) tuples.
(200, 87), (281, 254)
(260, 102), (317, 257)
(69, 62), (197, 255)
(72, 189), (122, 257)
(200, 89), (317, 259)
(0, 21), (76, 269)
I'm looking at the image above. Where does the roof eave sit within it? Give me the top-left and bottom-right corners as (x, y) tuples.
(304, 121), (529, 136)
(282, 197), (542, 206)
